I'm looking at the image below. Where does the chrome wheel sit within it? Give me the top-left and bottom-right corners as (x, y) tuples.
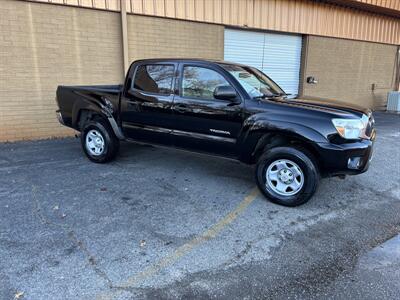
(85, 129), (105, 156)
(266, 159), (304, 196)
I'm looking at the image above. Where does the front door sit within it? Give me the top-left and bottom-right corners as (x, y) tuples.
(120, 62), (177, 145)
(171, 63), (243, 157)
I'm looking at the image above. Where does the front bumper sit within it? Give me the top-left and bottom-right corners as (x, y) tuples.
(315, 132), (375, 176)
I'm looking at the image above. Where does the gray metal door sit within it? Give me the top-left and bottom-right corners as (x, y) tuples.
(224, 28), (302, 96)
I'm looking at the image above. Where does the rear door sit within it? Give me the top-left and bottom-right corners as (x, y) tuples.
(171, 63), (243, 156)
(120, 62), (177, 145)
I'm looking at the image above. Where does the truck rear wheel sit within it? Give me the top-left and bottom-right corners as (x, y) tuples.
(81, 118), (119, 163)
(255, 146), (319, 206)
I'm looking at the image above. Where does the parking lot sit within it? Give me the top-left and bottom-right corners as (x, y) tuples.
(0, 112), (399, 300)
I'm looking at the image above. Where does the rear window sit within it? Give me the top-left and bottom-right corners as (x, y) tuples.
(133, 64), (174, 95)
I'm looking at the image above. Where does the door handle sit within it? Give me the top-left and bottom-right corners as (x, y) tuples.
(174, 104), (189, 113)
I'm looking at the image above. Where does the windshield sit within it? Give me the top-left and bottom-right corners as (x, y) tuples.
(219, 64), (285, 98)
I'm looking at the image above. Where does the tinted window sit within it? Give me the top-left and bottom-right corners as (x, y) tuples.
(182, 66), (230, 100)
(133, 64), (174, 94)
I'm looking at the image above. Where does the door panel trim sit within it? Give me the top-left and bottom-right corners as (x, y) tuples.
(123, 123), (172, 134)
(171, 129), (236, 143)
(123, 124), (236, 143)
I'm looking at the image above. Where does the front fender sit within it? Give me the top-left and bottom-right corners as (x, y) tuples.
(237, 115), (327, 163)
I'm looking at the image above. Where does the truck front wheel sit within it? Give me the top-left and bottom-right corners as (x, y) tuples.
(255, 147), (319, 206)
(81, 118), (119, 163)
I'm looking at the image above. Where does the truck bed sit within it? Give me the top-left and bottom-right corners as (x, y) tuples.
(56, 84), (122, 129)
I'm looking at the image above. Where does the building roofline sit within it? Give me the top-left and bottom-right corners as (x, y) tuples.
(320, 0), (400, 18)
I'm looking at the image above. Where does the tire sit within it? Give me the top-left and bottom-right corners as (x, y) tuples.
(81, 117), (120, 163)
(255, 146), (319, 207)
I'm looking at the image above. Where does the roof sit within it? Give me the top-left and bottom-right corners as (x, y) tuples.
(131, 58), (249, 67)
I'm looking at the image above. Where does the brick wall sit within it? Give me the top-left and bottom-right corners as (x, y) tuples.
(127, 14), (224, 61)
(0, 1), (224, 142)
(1, 0), (398, 142)
(0, 0), (123, 141)
(302, 36), (398, 109)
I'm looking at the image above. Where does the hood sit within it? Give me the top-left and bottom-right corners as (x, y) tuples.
(289, 96), (370, 116)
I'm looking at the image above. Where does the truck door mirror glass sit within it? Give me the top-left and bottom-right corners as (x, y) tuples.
(213, 85), (238, 101)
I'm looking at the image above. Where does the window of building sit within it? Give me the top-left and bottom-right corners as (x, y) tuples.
(182, 66), (231, 100)
(133, 64), (174, 95)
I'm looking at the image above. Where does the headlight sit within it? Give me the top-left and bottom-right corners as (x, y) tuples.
(332, 118), (365, 139)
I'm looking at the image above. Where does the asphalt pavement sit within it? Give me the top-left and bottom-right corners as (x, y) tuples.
(0, 112), (399, 300)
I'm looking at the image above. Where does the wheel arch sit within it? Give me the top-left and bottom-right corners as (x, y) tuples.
(74, 108), (125, 140)
(252, 132), (322, 172)
(238, 117), (326, 165)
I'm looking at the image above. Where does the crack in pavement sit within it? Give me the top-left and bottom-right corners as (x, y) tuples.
(28, 176), (399, 299)
(31, 185), (114, 290)
(217, 181), (400, 274)
(221, 241), (253, 268)
(94, 187), (260, 300)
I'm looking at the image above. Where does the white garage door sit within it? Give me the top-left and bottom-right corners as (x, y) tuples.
(224, 29), (302, 96)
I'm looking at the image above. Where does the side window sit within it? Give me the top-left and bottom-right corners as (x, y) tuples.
(133, 64), (174, 95)
(182, 66), (231, 100)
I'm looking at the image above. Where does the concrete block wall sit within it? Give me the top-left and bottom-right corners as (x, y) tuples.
(127, 15), (224, 61)
(0, 1), (224, 142)
(302, 36), (398, 110)
(0, 0), (124, 141)
(1, 0), (398, 142)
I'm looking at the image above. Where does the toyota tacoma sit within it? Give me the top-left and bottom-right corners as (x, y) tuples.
(56, 59), (375, 206)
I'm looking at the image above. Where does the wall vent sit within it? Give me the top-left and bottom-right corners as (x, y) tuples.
(387, 91), (400, 112)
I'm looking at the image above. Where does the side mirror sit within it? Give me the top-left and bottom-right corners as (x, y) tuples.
(213, 85), (238, 101)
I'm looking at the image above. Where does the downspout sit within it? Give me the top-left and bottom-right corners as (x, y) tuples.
(120, 0), (129, 76)
(396, 46), (400, 91)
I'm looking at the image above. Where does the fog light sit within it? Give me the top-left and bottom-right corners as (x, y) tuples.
(348, 157), (362, 169)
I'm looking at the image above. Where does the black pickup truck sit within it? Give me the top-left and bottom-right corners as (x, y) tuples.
(56, 59), (375, 206)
